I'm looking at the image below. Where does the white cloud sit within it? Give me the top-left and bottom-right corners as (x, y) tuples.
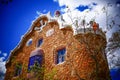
(0, 57), (5, 62)
(57, 0), (106, 11)
(0, 50), (7, 61)
(0, 51), (7, 80)
(54, 0), (120, 69)
(57, 0), (117, 8)
(117, 3), (120, 7)
(53, 0), (57, 2)
(107, 49), (120, 69)
(3, 53), (7, 57)
(0, 61), (6, 80)
(0, 61), (6, 74)
(36, 11), (42, 15)
(43, 9), (46, 13)
(55, 0), (120, 37)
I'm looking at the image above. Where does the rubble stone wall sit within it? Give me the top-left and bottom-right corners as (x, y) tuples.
(5, 16), (110, 80)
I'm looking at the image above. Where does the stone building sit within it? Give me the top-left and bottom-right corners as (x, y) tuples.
(5, 11), (111, 80)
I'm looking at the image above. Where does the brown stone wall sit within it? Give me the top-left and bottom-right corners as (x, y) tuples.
(5, 16), (110, 80)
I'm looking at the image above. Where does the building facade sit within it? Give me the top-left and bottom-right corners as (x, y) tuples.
(5, 13), (111, 80)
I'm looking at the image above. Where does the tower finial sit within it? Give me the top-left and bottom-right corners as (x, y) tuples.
(54, 10), (61, 17)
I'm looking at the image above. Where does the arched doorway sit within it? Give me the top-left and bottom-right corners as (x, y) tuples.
(27, 48), (44, 79)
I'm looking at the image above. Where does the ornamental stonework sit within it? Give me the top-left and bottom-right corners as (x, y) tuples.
(5, 13), (111, 80)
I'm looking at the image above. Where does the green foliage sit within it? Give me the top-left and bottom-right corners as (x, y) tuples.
(28, 62), (44, 80)
(44, 68), (57, 80)
(11, 56), (16, 63)
(13, 61), (58, 80)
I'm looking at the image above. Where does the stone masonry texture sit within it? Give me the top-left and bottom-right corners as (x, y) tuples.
(5, 15), (111, 80)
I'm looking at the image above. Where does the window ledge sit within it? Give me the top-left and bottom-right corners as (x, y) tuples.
(56, 61), (66, 65)
(12, 76), (19, 79)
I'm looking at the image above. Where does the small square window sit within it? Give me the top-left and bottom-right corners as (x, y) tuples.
(57, 48), (66, 64)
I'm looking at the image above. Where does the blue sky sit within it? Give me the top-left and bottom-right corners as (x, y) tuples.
(0, 0), (60, 79)
(0, 0), (61, 61)
(0, 0), (120, 80)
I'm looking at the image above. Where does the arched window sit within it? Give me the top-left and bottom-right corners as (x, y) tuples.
(28, 49), (43, 71)
(26, 39), (32, 46)
(36, 38), (43, 47)
(57, 48), (66, 64)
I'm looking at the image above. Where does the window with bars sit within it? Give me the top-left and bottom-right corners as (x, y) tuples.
(57, 48), (66, 64)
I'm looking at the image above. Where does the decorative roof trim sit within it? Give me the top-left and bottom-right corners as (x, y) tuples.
(6, 15), (48, 66)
